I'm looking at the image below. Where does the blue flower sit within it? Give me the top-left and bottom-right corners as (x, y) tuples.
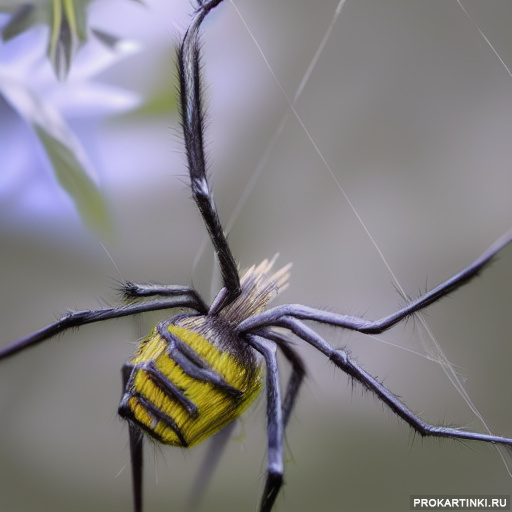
(0, 11), (140, 232)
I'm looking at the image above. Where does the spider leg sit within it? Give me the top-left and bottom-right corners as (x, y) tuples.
(178, 0), (240, 302)
(263, 330), (306, 427)
(128, 423), (144, 512)
(187, 332), (301, 512)
(275, 317), (512, 448)
(188, 420), (238, 512)
(246, 335), (284, 512)
(238, 229), (512, 335)
(0, 296), (202, 360)
(186, 334), (304, 512)
(122, 363), (144, 512)
(121, 282), (208, 313)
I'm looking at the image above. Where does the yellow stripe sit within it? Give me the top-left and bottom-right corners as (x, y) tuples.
(128, 397), (153, 431)
(167, 325), (254, 389)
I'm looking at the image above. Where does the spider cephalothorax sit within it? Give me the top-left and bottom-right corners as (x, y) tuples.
(1, 2), (512, 512)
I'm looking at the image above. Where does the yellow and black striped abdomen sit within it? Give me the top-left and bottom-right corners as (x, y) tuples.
(119, 314), (263, 447)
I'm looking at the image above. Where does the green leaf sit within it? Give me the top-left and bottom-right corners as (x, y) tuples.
(34, 124), (111, 235)
(0, 72), (112, 234)
(1, 4), (39, 42)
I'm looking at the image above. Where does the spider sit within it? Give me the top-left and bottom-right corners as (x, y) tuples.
(1, 1), (512, 511)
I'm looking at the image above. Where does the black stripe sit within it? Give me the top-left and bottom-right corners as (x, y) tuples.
(144, 360), (199, 418)
(135, 395), (188, 447)
(157, 321), (242, 399)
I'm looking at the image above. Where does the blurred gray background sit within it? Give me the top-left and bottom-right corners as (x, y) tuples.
(1, 1), (511, 511)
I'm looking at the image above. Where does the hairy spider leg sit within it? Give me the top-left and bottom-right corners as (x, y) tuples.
(263, 330), (306, 428)
(246, 335), (284, 512)
(187, 419), (238, 512)
(186, 330), (305, 512)
(122, 364), (145, 512)
(0, 295), (204, 361)
(230, 230), (512, 511)
(238, 227), (512, 336)
(178, 0), (241, 303)
(121, 283), (208, 313)
(272, 317), (512, 447)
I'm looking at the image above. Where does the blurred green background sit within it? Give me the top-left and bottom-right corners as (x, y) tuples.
(1, 1), (511, 511)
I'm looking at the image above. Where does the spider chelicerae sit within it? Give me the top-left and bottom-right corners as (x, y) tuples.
(1, 1), (512, 512)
